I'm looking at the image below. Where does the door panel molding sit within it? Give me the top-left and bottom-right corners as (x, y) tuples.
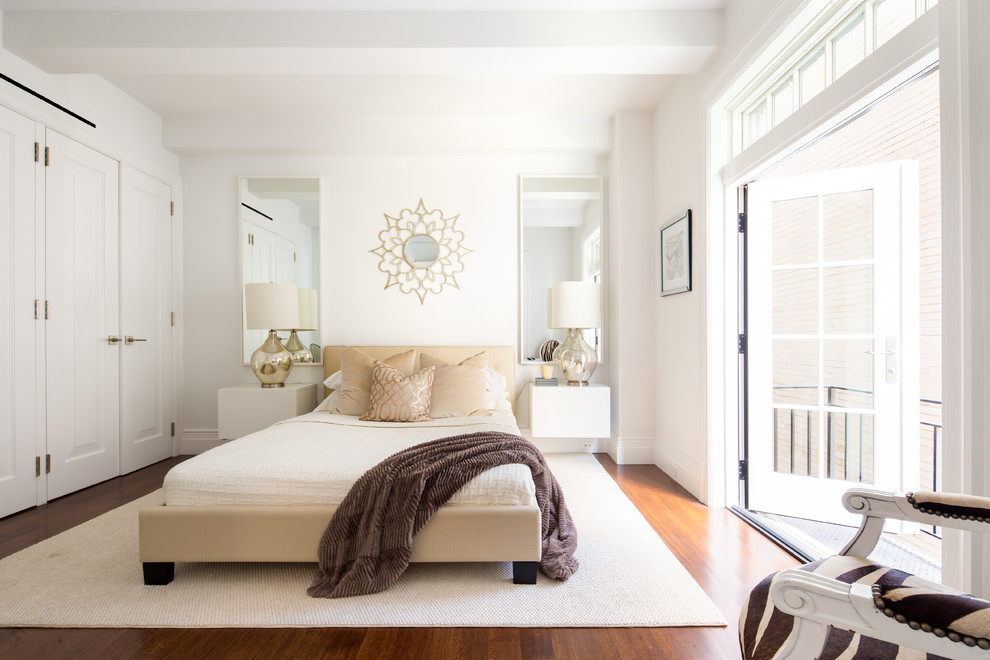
(120, 164), (174, 474)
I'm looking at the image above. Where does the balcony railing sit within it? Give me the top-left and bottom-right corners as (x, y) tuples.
(771, 386), (942, 496)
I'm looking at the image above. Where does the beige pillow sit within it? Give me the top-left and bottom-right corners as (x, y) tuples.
(335, 346), (417, 416)
(420, 351), (488, 418)
(360, 362), (435, 423)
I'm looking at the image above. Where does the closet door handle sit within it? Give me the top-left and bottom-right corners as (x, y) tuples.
(124, 335), (147, 345)
(108, 335), (121, 345)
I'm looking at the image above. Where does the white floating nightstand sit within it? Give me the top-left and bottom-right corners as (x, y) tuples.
(217, 383), (317, 440)
(523, 382), (611, 439)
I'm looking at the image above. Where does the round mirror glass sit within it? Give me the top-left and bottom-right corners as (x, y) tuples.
(404, 234), (440, 268)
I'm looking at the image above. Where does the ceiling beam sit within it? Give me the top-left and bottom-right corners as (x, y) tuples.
(3, 10), (721, 75)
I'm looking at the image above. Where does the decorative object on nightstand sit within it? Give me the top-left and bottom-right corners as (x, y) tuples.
(549, 281), (602, 386)
(540, 364), (554, 379)
(282, 287), (317, 363)
(539, 339), (559, 362)
(245, 282), (300, 388)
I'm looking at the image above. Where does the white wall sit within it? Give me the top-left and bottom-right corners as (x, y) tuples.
(607, 110), (658, 465)
(649, 0), (810, 502)
(180, 153), (602, 444)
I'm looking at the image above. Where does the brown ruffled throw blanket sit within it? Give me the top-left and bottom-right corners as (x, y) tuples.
(307, 431), (579, 598)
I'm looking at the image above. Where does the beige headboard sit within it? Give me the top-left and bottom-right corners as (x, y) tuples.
(322, 345), (516, 407)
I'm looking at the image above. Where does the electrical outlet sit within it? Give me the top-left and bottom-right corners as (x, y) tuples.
(581, 440), (593, 452)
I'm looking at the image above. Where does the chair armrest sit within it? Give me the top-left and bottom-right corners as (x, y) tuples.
(770, 569), (988, 659)
(840, 489), (990, 557)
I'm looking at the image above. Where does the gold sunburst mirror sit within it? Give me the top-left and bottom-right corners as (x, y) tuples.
(370, 199), (472, 304)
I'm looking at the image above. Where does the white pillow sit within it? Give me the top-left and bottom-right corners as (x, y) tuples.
(483, 390), (512, 413)
(323, 370), (343, 390)
(314, 390), (341, 412)
(483, 367), (506, 393)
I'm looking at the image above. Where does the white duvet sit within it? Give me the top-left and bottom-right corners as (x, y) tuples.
(163, 411), (536, 507)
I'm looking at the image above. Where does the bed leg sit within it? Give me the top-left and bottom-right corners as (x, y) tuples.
(143, 562), (175, 585)
(512, 561), (538, 584)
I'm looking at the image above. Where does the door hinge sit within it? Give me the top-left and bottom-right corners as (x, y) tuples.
(45, 454), (51, 474)
(34, 299), (39, 319)
(44, 300), (50, 320)
(737, 212), (747, 233)
(44, 146), (50, 167)
(170, 311), (175, 327)
(294, 252), (297, 262)
(738, 459), (748, 480)
(738, 334), (747, 354)
(34, 142), (39, 163)
(171, 422), (175, 437)
(35, 456), (40, 477)
(170, 201), (174, 216)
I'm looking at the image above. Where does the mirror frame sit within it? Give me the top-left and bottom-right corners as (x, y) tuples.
(239, 175), (323, 366)
(517, 174), (606, 366)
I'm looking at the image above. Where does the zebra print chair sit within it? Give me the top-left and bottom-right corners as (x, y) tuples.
(740, 489), (990, 659)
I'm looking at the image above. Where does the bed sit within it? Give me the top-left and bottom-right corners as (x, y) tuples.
(138, 345), (543, 587)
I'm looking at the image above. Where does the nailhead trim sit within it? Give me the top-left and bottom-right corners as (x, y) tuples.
(872, 584), (990, 650)
(905, 492), (990, 523)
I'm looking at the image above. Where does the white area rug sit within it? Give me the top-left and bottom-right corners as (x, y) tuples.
(0, 453), (726, 628)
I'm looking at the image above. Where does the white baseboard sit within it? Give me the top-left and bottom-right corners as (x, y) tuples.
(523, 431), (603, 454)
(607, 437), (655, 465)
(178, 429), (223, 455)
(655, 438), (703, 500)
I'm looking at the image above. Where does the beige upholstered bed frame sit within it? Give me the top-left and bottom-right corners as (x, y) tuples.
(139, 345), (541, 586)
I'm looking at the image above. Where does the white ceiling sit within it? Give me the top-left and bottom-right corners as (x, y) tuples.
(0, 0), (726, 154)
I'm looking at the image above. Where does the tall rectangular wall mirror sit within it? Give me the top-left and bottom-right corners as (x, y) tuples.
(519, 175), (605, 365)
(240, 176), (322, 364)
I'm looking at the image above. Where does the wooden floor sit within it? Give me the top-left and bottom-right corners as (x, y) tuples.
(0, 455), (796, 659)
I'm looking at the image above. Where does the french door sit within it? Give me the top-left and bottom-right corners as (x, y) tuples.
(746, 162), (919, 526)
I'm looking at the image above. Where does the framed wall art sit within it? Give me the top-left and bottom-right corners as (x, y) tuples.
(660, 209), (691, 296)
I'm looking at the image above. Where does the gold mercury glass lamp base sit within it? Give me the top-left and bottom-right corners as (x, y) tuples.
(284, 329), (314, 363)
(251, 330), (294, 388)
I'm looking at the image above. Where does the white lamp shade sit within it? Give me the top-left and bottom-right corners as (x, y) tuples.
(550, 281), (602, 329)
(297, 288), (318, 331)
(245, 282), (300, 330)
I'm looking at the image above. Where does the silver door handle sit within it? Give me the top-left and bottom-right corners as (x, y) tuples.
(865, 336), (898, 384)
(124, 335), (147, 345)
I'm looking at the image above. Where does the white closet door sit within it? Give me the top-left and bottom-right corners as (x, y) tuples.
(0, 105), (39, 518)
(119, 165), (173, 474)
(275, 236), (296, 284)
(45, 129), (120, 500)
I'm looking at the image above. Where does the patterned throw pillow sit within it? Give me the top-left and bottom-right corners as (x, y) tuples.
(360, 362), (435, 422)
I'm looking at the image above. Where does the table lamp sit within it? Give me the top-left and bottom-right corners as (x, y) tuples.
(550, 281), (602, 385)
(282, 287), (317, 363)
(245, 282), (299, 387)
